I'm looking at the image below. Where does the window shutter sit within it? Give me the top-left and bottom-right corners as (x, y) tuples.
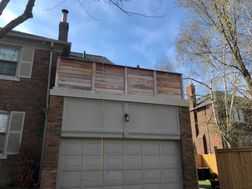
(17, 46), (34, 78)
(233, 108), (239, 122)
(239, 109), (245, 123)
(6, 111), (25, 155)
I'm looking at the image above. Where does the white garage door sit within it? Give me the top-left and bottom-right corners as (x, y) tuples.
(57, 139), (183, 189)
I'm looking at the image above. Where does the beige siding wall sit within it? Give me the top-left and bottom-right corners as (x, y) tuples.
(62, 97), (180, 139)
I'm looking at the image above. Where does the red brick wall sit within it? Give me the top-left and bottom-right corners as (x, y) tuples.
(40, 96), (64, 189)
(187, 84), (223, 157)
(194, 106), (223, 155)
(0, 49), (57, 187)
(180, 107), (198, 189)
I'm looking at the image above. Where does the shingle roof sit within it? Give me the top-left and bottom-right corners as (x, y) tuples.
(69, 51), (113, 64)
(5, 29), (69, 45)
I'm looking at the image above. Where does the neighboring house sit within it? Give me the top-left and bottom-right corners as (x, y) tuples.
(187, 84), (223, 156)
(0, 9), (198, 189)
(187, 84), (252, 157)
(0, 10), (71, 187)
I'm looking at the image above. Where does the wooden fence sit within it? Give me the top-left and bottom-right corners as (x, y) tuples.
(215, 148), (252, 189)
(56, 57), (183, 97)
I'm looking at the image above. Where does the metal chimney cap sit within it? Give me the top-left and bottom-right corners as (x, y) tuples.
(62, 9), (69, 14)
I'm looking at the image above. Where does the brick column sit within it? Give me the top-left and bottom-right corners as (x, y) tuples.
(40, 96), (64, 189)
(180, 107), (198, 189)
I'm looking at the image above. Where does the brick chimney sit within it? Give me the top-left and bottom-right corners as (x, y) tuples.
(186, 83), (199, 142)
(186, 83), (196, 108)
(58, 9), (69, 42)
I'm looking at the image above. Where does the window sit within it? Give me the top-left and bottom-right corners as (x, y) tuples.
(0, 111), (25, 158)
(0, 45), (20, 76)
(238, 109), (245, 123)
(203, 135), (208, 154)
(233, 108), (245, 123)
(194, 112), (199, 136)
(0, 112), (9, 155)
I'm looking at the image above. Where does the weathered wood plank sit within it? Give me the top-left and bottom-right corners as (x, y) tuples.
(127, 68), (154, 96)
(95, 63), (124, 94)
(56, 58), (182, 98)
(157, 72), (181, 96)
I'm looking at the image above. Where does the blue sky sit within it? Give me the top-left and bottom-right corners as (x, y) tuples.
(0, 0), (189, 73)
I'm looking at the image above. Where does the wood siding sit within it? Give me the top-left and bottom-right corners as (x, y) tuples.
(56, 57), (182, 98)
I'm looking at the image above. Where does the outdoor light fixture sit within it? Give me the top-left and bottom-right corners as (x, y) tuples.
(124, 113), (130, 122)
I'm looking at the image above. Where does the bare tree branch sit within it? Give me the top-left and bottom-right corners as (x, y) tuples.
(183, 77), (212, 90)
(0, 0), (36, 39)
(108, 0), (165, 18)
(0, 0), (10, 16)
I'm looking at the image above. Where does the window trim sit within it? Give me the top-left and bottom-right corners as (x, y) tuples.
(0, 110), (9, 159)
(0, 44), (21, 80)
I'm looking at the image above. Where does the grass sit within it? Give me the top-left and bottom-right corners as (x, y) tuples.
(199, 180), (211, 189)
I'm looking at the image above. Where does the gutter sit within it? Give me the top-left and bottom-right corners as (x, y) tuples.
(39, 41), (54, 181)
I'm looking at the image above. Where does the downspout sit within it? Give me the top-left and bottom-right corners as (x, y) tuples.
(39, 41), (54, 181)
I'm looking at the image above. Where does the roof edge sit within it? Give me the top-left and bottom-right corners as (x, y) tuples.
(5, 29), (69, 45)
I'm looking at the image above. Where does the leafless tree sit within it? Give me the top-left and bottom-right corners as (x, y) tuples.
(177, 0), (252, 96)
(0, 0), (35, 38)
(0, 0), (163, 39)
(186, 68), (252, 148)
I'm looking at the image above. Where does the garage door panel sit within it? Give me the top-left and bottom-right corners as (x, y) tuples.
(57, 139), (183, 189)
(84, 156), (103, 170)
(123, 155), (142, 170)
(104, 140), (123, 155)
(160, 156), (180, 169)
(161, 169), (180, 183)
(142, 156), (160, 169)
(104, 186), (123, 189)
(104, 171), (123, 185)
(160, 141), (178, 155)
(142, 142), (159, 155)
(61, 156), (82, 171)
(124, 170), (143, 184)
(104, 155), (123, 170)
(83, 141), (102, 156)
(144, 184), (161, 189)
(123, 185), (143, 189)
(160, 183), (181, 189)
(61, 141), (82, 155)
(124, 141), (142, 155)
(82, 171), (103, 187)
(61, 172), (81, 188)
(143, 170), (161, 184)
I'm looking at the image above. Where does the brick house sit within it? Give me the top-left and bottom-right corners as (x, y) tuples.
(186, 84), (223, 156)
(0, 10), (198, 189)
(0, 10), (71, 186)
(187, 83), (252, 158)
